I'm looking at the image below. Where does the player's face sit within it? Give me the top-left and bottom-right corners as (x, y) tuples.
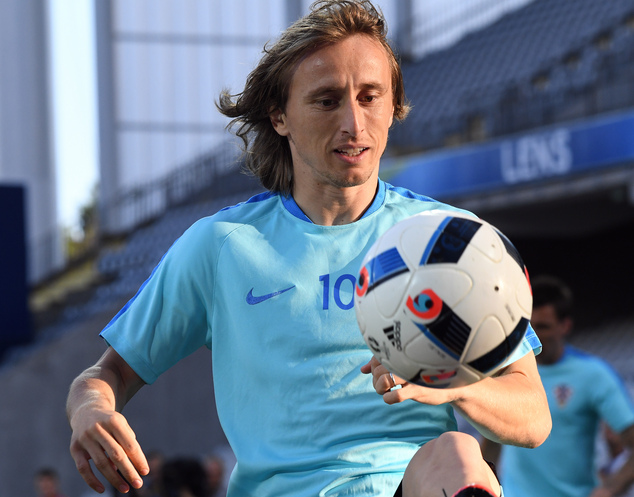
(36, 476), (58, 496)
(531, 304), (571, 364)
(271, 34), (394, 194)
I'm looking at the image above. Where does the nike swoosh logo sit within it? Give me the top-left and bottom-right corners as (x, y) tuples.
(246, 285), (296, 305)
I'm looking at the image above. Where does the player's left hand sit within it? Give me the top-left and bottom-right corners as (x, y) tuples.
(361, 357), (458, 405)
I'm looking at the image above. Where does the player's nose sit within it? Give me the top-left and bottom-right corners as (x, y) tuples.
(340, 99), (364, 137)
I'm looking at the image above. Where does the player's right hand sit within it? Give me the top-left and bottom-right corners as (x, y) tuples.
(69, 405), (148, 494)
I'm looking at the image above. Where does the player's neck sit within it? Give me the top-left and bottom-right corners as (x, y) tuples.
(292, 178), (378, 226)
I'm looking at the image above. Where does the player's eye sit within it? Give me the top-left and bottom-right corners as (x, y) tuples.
(359, 93), (381, 104)
(317, 98), (337, 108)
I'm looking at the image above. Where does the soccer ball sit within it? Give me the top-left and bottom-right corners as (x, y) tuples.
(355, 209), (532, 389)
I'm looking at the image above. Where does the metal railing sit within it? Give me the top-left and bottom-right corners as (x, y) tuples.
(99, 142), (242, 237)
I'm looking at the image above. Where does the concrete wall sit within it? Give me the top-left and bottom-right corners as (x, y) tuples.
(0, 298), (228, 497)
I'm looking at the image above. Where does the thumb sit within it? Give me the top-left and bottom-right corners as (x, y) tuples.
(360, 359), (373, 374)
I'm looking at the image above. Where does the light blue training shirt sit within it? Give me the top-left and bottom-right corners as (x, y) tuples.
(102, 179), (541, 497)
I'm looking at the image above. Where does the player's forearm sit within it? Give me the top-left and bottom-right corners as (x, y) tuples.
(67, 349), (149, 493)
(67, 349), (144, 422)
(67, 365), (123, 423)
(451, 367), (551, 447)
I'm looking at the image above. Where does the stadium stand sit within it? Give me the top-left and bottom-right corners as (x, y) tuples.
(391, 0), (634, 152)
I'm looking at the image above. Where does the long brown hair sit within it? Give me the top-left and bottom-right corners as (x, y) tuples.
(217, 0), (410, 195)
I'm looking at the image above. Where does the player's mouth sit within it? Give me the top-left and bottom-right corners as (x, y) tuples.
(335, 147), (369, 157)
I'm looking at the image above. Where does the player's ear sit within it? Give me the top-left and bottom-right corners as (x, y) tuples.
(562, 317), (573, 336)
(269, 108), (289, 136)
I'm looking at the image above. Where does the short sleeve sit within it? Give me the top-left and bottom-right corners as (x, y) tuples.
(591, 359), (634, 434)
(100, 221), (215, 384)
(502, 323), (542, 367)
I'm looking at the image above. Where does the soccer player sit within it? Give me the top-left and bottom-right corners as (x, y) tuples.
(66, 2), (551, 496)
(481, 275), (634, 497)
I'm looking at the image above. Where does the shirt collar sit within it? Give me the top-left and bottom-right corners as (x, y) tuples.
(282, 179), (386, 223)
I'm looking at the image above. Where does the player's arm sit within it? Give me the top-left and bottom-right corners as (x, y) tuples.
(67, 347), (149, 494)
(363, 351), (551, 448)
(449, 352), (551, 447)
(590, 424), (634, 497)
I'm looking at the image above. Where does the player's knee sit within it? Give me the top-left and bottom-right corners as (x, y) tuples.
(404, 432), (499, 497)
(407, 432), (483, 476)
(428, 431), (480, 457)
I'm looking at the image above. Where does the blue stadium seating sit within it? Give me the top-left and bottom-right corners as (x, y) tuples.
(392, 0), (634, 151)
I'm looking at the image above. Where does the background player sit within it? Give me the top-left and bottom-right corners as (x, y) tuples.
(481, 275), (634, 497)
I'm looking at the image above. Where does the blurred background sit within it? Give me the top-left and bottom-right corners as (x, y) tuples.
(2, 0), (634, 495)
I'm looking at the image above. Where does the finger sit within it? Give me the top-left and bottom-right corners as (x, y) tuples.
(110, 419), (149, 478)
(360, 359), (373, 374)
(361, 356), (383, 376)
(389, 372), (404, 386)
(99, 421), (148, 489)
(80, 431), (135, 493)
(369, 356), (381, 369)
(382, 382), (412, 404)
(378, 372), (394, 394)
(70, 445), (106, 494)
(383, 381), (454, 406)
(371, 363), (391, 385)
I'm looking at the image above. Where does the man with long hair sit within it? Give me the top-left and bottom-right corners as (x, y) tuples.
(67, 2), (550, 496)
